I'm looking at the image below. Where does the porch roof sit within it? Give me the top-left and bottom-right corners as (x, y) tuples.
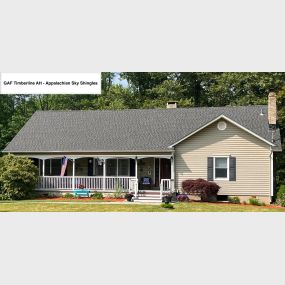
(3, 105), (282, 153)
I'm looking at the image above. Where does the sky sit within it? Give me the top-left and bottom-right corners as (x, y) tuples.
(112, 72), (128, 87)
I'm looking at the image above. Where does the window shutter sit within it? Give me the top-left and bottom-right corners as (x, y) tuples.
(207, 157), (214, 181)
(229, 157), (236, 181)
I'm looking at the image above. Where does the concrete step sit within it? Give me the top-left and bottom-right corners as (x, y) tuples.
(138, 194), (160, 198)
(133, 194), (162, 203)
(132, 198), (162, 203)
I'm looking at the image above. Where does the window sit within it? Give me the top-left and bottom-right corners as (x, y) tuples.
(95, 159), (103, 176)
(214, 157), (229, 180)
(118, 159), (129, 176)
(106, 159), (117, 176)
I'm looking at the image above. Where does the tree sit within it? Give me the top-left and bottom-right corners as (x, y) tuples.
(0, 154), (38, 200)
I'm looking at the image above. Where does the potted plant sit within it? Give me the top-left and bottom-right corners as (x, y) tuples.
(78, 184), (85, 189)
(162, 194), (172, 204)
(125, 192), (134, 202)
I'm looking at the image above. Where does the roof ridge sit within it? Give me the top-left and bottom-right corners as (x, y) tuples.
(34, 105), (268, 113)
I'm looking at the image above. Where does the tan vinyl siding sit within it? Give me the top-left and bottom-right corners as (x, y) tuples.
(175, 120), (271, 197)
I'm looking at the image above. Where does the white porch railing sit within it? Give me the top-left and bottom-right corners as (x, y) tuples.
(37, 176), (135, 191)
(160, 179), (174, 199)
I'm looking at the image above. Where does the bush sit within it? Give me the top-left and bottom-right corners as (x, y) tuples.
(177, 194), (190, 202)
(228, 196), (240, 204)
(91, 191), (104, 199)
(124, 193), (134, 201)
(162, 194), (172, 204)
(113, 186), (123, 199)
(276, 185), (285, 207)
(63, 193), (74, 198)
(161, 203), (174, 209)
(0, 154), (38, 200)
(47, 192), (58, 198)
(182, 178), (220, 202)
(248, 197), (265, 206)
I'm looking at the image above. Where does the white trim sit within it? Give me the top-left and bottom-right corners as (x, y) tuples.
(270, 149), (274, 197)
(22, 154), (173, 160)
(72, 158), (75, 191)
(213, 156), (229, 181)
(158, 158), (161, 183)
(169, 115), (275, 148)
(3, 150), (173, 154)
(42, 159), (46, 177)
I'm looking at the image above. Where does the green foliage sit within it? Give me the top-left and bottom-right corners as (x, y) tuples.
(0, 154), (38, 200)
(113, 186), (123, 199)
(47, 192), (59, 198)
(248, 197), (266, 206)
(1, 72), (285, 191)
(276, 185), (285, 207)
(91, 191), (104, 199)
(160, 203), (174, 209)
(228, 196), (241, 204)
(63, 193), (74, 198)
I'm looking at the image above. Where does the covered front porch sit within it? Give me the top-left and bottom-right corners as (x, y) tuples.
(31, 154), (175, 198)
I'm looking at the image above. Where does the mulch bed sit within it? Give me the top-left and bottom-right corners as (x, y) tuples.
(32, 197), (126, 202)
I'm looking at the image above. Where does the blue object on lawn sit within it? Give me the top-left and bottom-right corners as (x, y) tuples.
(73, 189), (90, 197)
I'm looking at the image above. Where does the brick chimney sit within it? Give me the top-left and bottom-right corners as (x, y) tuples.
(166, 101), (177, 109)
(268, 92), (277, 127)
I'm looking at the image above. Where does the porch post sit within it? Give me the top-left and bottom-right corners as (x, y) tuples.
(170, 155), (176, 201)
(72, 158), (75, 191)
(50, 159), (52, 175)
(135, 157), (138, 198)
(103, 159), (106, 191)
(171, 156), (175, 180)
(42, 159), (46, 177)
(135, 157), (138, 179)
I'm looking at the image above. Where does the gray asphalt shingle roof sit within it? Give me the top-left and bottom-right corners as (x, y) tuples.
(3, 105), (282, 153)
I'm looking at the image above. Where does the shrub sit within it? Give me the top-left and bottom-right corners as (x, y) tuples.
(124, 193), (134, 201)
(182, 178), (220, 202)
(248, 197), (265, 206)
(228, 196), (240, 204)
(0, 154), (38, 200)
(162, 194), (172, 204)
(113, 186), (123, 199)
(177, 194), (190, 202)
(276, 185), (285, 207)
(63, 193), (74, 198)
(91, 191), (104, 199)
(47, 192), (58, 198)
(161, 203), (174, 209)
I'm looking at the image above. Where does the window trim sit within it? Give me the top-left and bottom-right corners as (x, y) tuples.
(213, 156), (230, 181)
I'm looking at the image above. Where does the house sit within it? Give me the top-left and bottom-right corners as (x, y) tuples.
(3, 93), (282, 203)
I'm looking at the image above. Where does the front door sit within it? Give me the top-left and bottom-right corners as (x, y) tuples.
(160, 158), (171, 180)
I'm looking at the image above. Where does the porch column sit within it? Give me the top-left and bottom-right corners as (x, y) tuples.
(72, 158), (75, 191)
(103, 159), (106, 191)
(171, 156), (175, 180)
(171, 155), (176, 201)
(42, 159), (46, 177)
(135, 157), (138, 179)
(50, 159), (52, 175)
(134, 157), (138, 198)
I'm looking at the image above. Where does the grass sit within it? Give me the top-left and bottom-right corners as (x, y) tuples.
(0, 201), (284, 212)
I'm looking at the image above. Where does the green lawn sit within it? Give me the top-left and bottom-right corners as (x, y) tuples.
(0, 201), (284, 212)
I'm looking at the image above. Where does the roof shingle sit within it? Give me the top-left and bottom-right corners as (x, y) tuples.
(3, 105), (282, 153)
